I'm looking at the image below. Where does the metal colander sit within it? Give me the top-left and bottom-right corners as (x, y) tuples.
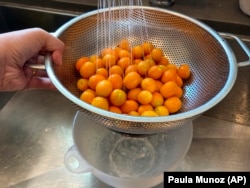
(45, 6), (237, 134)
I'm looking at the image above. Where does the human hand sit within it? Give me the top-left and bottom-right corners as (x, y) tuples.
(0, 28), (64, 91)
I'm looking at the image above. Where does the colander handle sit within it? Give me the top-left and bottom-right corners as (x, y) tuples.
(219, 32), (250, 67)
(64, 145), (92, 174)
(25, 63), (45, 70)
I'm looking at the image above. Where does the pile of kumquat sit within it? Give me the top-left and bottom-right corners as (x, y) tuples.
(75, 39), (191, 117)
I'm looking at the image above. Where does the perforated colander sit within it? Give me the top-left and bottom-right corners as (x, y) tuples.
(45, 6), (238, 134)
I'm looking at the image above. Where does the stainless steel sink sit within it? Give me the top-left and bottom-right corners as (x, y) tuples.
(0, 2), (250, 188)
(204, 36), (250, 126)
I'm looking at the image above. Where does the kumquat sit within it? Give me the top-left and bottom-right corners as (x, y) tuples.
(75, 39), (191, 117)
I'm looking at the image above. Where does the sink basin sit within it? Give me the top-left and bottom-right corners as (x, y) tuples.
(1, 4), (249, 125)
(0, 5), (75, 33)
(0, 2), (250, 187)
(203, 35), (250, 125)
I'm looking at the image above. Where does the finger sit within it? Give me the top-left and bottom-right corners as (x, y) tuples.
(44, 32), (64, 65)
(27, 77), (57, 90)
(51, 49), (63, 65)
(32, 69), (48, 77)
(24, 55), (48, 77)
(24, 64), (47, 78)
(39, 40), (63, 65)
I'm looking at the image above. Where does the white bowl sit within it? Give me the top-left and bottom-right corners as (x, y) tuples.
(64, 111), (193, 188)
